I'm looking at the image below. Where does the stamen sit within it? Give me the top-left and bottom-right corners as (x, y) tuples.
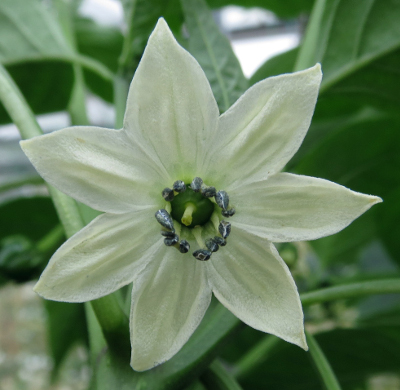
(173, 180), (186, 193)
(161, 230), (175, 238)
(193, 249), (212, 261)
(222, 208), (236, 217)
(206, 238), (219, 252)
(155, 209), (174, 232)
(201, 184), (216, 198)
(192, 226), (205, 248)
(190, 177), (203, 192)
(179, 240), (190, 253)
(181, 203), (196, 226)
(218, 221), (231, 239)
(215, 190), (229, 210)
(214, 236), (226, 246)
(164, 233), (179, 246)
(165, 202), (172, 214)
(162, 188), (174, 201)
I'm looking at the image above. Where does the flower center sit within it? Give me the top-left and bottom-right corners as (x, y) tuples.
(154, 177), (236, 261)
(170, 187), (214, 228)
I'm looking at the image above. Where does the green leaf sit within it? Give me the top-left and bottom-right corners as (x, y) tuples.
(205, 0), (314, 18)
(297, 0), (400, 103)
(0, 61), (74, 124)
(181, 0), (248, 112)
(45, 300), (88, 379)
(250, 47), (298, 85)
(75, 18), (123, 103)
(237, 327), (400, 390)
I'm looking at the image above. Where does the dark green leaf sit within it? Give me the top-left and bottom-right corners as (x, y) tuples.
(181, 0), (248, 112)
(250, 47), (298, 85)
(206, 0), (314, 18)
(45, 300), (88, 379)
(237, 327), (400, 390)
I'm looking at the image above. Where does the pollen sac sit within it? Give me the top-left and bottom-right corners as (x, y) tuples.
(155, 209), (175, 232)
(173, 180), (186, 193)
(201, 185), (216, 198)
(222, 208), (236, 218)
(164, 234), (179, 246)
(161, 230), (175, 238)
(215, 190), (229, 210)
(218, 221), (231, 239)
(190, 177), (203, 192)
(162, 188), (174, 201)
(179, 239), (190, 253)
(193, 249), (212, 261)
(206, 238), (219, 253)
(214, 236), (226, 247)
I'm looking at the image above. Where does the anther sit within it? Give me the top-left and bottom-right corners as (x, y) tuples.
(162, 188), (174, 201)
(155, 209), (175, 232)
(222, 208), (236, 217)
(179, 240), (190, 253)
(201, 185), (216, 198)
(181, 203), (196, 226)
(215, 190), (229, 210)
(190, 177), (203, 192)
(218, 221), (231, 239)
(164, 234), (179, 246)
(161, 230), (175, 238)
(206, 238), (219, 253)
(173, 180), (186, 193)
(193, 249), (212, 261)
(214, 236), (226, 246)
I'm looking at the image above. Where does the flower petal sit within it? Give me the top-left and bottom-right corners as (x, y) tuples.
(204, 64), (322, 189)
(21, 127), (163, 213)
(34, 208), (162, 302)
(232, 172), (382, 242)
(207, 229), (306, 349)
(123, 18), (219, 180)
(130, 248), (211, 371)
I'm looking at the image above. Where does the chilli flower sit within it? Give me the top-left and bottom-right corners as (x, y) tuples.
(21, 19), (381, 371)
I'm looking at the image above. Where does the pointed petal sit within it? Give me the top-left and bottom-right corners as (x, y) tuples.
(130, 250), (212, 371)
(207, 229), (306, 349)
(232, 172), (382, 242)
(123, 18), (219, 180)
(34, 208), (162, 302)
(21, 127), (163, 213)
(205, 65), (322, 189)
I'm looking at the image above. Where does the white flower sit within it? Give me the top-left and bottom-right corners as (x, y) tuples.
(20, 19), (381, 371)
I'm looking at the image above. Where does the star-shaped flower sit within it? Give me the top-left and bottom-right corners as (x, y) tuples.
(20, 19), (381, 371)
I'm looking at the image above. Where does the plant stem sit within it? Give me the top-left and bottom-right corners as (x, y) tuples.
(114, 74), (129, 128)
(200, 359), (244, 390)
(233, 335), (280, 380)
(36, 224), (65, 253)
(300, 278), (400, 306)
(306, 331), (342, 390)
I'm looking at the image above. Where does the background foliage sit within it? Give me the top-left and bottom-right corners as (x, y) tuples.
(1, 0), (399, 389)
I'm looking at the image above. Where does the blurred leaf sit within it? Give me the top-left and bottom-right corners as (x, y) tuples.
(45, 300), (88, 379)
(75, 18), (123, 102)
(0, 235), (44, 282)
(0, 197), (59, 241)
(250, 47), (298, 85)
(181, 0), (248, 112)
(296, 0), (400, 114)
(0, 61), (74, 124)
(0, 0), (73, 65)
(238, 327), (400, 390)
(205, 0), (314, 18)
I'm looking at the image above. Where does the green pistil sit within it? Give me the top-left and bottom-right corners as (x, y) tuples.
(170, 187), (214, 228)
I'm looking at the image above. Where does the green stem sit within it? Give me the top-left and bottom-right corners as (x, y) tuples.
(200, 359), (243, 390)
(233, 335), (280, 380)
(306, 331), (342, 390)
(300, 278), (400, 306)
(114, 74), (129, 128)
(36, 224), (65, 253)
